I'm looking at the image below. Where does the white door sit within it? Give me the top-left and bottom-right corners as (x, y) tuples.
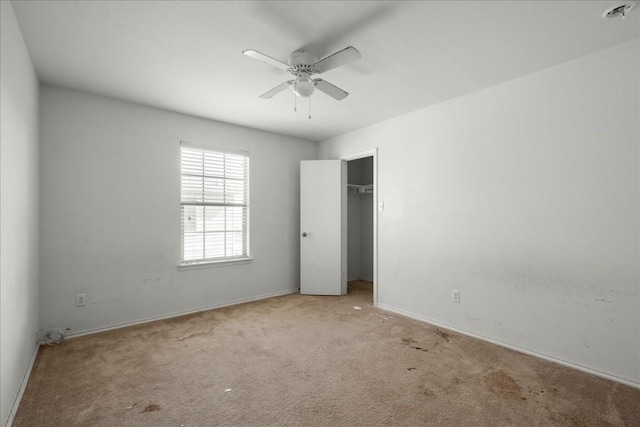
(300, 160), (347, 295)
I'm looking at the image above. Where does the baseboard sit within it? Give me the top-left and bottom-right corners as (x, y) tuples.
(66, 288), (300, 340)
(377, 303), (640, 390)
(5, 342), (40, 427)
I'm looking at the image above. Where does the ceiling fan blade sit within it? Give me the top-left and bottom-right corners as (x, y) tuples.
(313, 79), (349, 100)
(243, 49), (290, 71)
(313, 46), (361, 74)
(259, 80), (294, 99)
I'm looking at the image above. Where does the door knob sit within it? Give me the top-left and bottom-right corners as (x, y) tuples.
(301, 232), (307, 237)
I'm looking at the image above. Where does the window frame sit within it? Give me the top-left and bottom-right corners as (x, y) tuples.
(178, 141), (252, 269)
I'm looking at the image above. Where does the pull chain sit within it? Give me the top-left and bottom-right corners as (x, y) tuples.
(308, 96), (311, 119)
(294, 91), (297, 112)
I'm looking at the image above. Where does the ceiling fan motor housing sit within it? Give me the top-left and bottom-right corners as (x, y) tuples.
(289, 50), (319, 74)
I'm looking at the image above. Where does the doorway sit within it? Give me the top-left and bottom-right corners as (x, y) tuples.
(299, 151), (378, 302)
(345, 152), (376, 304)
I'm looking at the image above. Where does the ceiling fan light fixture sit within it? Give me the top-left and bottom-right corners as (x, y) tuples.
(293, 74), (315, 98)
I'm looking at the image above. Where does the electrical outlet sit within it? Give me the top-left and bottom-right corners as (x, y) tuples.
(452, 290), (460, 303)
(76, 293), (86, 307)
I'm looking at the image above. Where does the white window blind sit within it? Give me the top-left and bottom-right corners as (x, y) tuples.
(180, 143), (249, 264)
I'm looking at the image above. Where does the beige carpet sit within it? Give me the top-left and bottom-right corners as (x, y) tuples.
(14, 281), (640, 426)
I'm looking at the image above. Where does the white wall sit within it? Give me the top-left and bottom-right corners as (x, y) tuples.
(358, 192), (373, 281)
(320, 39), (640, 385)
(39, 85), (317, 335)
(0, 2), (41, 425)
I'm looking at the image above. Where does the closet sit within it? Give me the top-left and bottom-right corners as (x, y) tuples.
(347, 156), (374, 283)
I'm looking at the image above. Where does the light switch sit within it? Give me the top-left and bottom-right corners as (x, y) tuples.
(378, 202), (384, 212)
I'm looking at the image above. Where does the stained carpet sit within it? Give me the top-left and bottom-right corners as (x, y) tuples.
(13, 281), (640, 426)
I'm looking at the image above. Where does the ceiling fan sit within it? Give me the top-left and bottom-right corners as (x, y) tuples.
(243, 46), (361, 101)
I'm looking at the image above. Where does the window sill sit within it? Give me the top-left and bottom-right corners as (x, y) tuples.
(177, 257), (253, 270)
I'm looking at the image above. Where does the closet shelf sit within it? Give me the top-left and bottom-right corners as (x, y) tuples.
(348, 184), (374, 194)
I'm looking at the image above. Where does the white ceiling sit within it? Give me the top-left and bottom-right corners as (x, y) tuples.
(11, 1), (639, 142)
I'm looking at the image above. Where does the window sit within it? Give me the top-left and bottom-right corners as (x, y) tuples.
(180, 142), (249, 266)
